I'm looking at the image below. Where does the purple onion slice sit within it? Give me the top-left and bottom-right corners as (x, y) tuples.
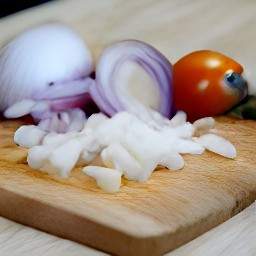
(90, 40), (173, 119)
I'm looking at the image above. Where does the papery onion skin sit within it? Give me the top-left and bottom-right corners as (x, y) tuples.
(90, 39), (174, 118)
(0, 23), (94, 119)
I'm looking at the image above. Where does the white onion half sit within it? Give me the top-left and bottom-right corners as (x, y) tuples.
(1, 23), (94, 122)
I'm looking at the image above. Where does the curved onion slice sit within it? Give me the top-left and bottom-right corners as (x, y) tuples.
(196, 134), (236, 158)
(90, 40), (173, 119)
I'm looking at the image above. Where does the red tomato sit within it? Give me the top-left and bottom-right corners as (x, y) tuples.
(173, 50), (248, 121)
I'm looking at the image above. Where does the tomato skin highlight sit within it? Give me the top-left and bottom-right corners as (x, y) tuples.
(173, 50), (248, 121)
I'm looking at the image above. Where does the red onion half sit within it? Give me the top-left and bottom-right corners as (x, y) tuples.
(90, 40), (173, 119)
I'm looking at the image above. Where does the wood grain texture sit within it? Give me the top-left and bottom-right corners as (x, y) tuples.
(0, 117), (255, 255)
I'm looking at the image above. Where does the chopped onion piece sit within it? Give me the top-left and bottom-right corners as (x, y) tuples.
(77, 131), (99, 151)
(77, 151), (98, 165)
(66, 108), (87, 132)
(101, 143), (142, 181)
(195, 134), (236, 158)
(83, 113), (108, 130)
(169, 111), (187, 127)
(95, 112), (135, 146)
(38, 108), (86, 133)
(4, 99), (37, 118)
(27, 145), (51, 170)
(47, 139), (82, 177)
(14, 125), (47, 147)
(42, 132), (76, 147)
(28, 139), (82, 178)
(83, 166), (122, 193)
(193, 117), (215, 136)
(171, 139), (205, 154)
(159, 152), (184, 171)
(163, 122), (195, 139)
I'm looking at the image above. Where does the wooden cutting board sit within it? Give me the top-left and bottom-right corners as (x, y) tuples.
(0, 117), (255, 256)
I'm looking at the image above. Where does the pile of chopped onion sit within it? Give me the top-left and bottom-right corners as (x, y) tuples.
(14, 110), (236, 192)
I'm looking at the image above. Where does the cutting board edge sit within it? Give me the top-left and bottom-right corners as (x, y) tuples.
(0, 185), (255, 256)
(0, 186), (173, 256)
